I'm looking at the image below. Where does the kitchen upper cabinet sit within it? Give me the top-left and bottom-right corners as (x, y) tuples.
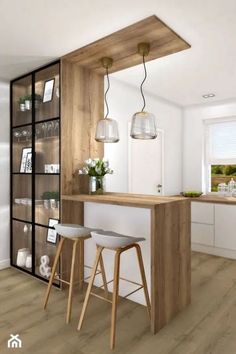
(215, 204), (236, 250)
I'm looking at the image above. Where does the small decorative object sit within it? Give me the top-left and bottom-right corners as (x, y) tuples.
(16, 248), (30, 267)
(20, 147), (32, 173)
(39, 255), (51, 278)
(25, 254), (32, 269)
(43, 79), (55, 103)
(79, 158), (113, 195)
(41, 191), (60, 209)
(95, 57), (119, 143)
(47, 218), (59, 244)
(44, 164), (60, 173)
(130, 43), (157, 139)
(182, 191), (203, 198)
(25, 152), (32, 173)
(23, 224), (28, 233)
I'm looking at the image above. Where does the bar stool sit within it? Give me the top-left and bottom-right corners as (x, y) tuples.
(43, 224), (108, 324)
(78, 230), (151, 350)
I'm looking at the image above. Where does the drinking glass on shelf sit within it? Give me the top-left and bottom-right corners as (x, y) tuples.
(35, 127), (40, 140)
(13, 130), (22, 142)
(53, 120), (59, 137)
(47, 122), (53, 137)
(41, 123), (47, 138)
(22, 129), (29, 141)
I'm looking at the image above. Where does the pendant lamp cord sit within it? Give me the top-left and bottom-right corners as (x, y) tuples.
(104, 66), (110, 119)
(140, 54), (147, 112)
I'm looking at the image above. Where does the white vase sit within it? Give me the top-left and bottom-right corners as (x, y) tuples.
(25, 254), (32, 269)
(16, 248), (30, 267)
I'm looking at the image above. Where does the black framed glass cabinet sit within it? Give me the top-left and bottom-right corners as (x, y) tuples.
(10, 61), (60, 285)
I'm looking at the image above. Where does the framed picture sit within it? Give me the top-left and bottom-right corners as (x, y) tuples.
(20, 147), (32, 173)
(25, 152), (32, 173)
(43, 78), (55, 103)
(46, 218), (59, 244)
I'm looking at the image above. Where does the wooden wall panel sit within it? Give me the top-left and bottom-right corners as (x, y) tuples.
(151, 199), (191, 333)
(61, 60), (104, 195)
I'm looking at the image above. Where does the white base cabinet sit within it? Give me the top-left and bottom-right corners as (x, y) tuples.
(191, 202), (236, 260)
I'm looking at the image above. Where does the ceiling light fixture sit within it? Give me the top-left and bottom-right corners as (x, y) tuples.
(130, 43), (157, 140)
(95, 57), (119, 143)
(202, 93), (215, 98)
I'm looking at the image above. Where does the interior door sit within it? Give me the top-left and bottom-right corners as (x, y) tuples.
(128, 128), (164, 195)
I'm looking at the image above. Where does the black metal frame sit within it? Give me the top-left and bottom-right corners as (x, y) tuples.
(10, 60), (61, 287)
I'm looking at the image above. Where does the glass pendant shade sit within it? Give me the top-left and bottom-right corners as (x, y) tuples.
(130, 111), (157, 139)
(95, 117), (119, 143)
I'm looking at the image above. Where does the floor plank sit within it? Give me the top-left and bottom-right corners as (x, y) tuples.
(1, 252), (236, 354)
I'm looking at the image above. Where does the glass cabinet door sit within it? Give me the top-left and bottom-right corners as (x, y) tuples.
(35, 225), (59, 284)
(12, 75), (32, 127)
(35, 119), (60, 174)
(12, 220), (32, 272)
(12, 175), (32, 222)
(12, 126), (32, 173)
(35, 63), (60, 122)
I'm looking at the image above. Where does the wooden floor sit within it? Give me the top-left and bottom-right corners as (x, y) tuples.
(1, 252), (236, 354)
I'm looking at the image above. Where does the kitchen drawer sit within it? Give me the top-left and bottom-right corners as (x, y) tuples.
(191, 222), (214, 246)
(191, 202), (214, 225)
(215, 204), (236, 250)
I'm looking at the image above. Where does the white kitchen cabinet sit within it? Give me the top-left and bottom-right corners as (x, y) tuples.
(215, 204), (236, 250)
(191, 202), (214, 225)
(191, 223), (214, 246)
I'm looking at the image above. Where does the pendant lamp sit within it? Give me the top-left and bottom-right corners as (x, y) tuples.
(95, 57), (119, 143)
(130, 43), (157, 139)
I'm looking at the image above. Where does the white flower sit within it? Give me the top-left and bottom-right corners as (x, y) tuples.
(91, 160), (96, 167)
(85, 158), (92, 165)
(78, 169), (83, 174)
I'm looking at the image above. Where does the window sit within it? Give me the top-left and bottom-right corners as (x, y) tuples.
(205, 118), (236, 192)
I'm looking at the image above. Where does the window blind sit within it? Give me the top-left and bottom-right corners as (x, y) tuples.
(208, 120), (236, 164)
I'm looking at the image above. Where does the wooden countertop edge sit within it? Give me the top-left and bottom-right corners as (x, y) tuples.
(61, 193), (189, 209)
(191, 195), (236, 205)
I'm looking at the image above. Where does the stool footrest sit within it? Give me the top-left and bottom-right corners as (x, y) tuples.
(90, 276), (145, 302)
(90, 292), (112, 303)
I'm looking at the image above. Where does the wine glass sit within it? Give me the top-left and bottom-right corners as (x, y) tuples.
(41, 123), (47, 138)
(13, 131), (22, 142)
(47, 122), (53, 138)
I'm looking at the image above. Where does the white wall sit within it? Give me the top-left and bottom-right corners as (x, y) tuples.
(104, 78), (183, 195)
(183, 99), (236, 191)
(0, 81), (10, 269)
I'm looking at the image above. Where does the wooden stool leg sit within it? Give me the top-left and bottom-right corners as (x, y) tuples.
(66, 239), (78, 324)
(110, 250), (121, 350)
(99, 251), (109, 297)
(78, 246), (103, 331)
(43, 237), (65, 309)
(78, 239), (84, 291)
(134, 244), (151, 318)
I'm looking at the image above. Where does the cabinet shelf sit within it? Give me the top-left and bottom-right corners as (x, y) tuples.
(11, 61), (60, 285)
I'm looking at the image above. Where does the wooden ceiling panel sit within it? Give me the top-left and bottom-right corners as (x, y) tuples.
(63, 15), (190, 74)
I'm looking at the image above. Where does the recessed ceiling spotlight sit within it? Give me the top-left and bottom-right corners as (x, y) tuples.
(202, 93), (215, 98)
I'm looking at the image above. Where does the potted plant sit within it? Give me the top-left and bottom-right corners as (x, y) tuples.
(24, 94), (32, 110)
(79, 158), (113, 194)
(41, 191), (59, 209)
(41, 191), (51, 209)
(18, 97), (26, 112)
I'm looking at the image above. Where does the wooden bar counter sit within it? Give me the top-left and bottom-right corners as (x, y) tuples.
(62, 193), (191, 334)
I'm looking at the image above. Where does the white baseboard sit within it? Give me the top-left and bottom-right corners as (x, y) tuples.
(0, 258), (10, 270)
(192, 243), (236, 260)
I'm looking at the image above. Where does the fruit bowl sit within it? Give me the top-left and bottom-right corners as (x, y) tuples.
(182, 191), (203, 198)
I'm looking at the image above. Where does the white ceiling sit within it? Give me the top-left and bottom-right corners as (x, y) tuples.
(1, 0), (236, 106)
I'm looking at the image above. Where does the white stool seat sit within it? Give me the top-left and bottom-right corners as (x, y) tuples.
(55, 224), (91, 238)
(91, 230), (145, 249)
